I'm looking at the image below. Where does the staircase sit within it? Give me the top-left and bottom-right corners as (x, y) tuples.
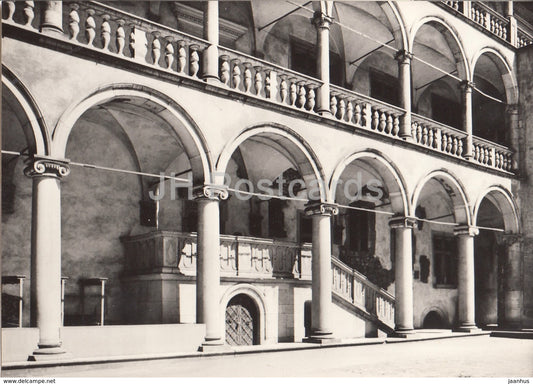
(331, 256), (395, 335)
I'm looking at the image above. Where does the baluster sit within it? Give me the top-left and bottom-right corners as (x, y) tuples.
(85, 9), (96, 46)
(5, 1), (15, 22)
(265, 71), (272, 98)
(484, 147), (490, 164)
(385, 114), (393, 134)
(447, 136), (453, 153)
(280, 75), (288, 104)
(378, 111), (387, 132)
(338, 98), (346, 120)
(220, 55), (230, 86)
(354, 103), (362, 126)
(434, 128), (442, 150)
(254, 66), (263, 96)
(428, 127), (434, 147)
(151, 32), (161, 66)
(116, 20), (125, 55)
(128, 25), (135, 57)
(371, 110), (379, 130)
(176, 41), (187, 73)
(289, 79), (297, 106)
(411, 122), (417, 139)
(346, 100), (354, 124)
(416, 124), (422, 143)
(441, 133), (448, 153)
(392, 115), (400, 136)
(495, 152), (501, 169)
(457, 139), (463, 157)
(101, 15), (111, 51)
(307, 86), (315, 111)
(23, 1), (34, 27)
(297, 83), (306, 109)
(363, 103), (372, 128)
(422, 125), (428, 145)
(165, 38), (174, 69)
(232, 59), (241, 90)
(503, 25), (507, 40)
(68, 4), (80, 41)
(189, 45), (200, 78)
(450, 137), (457, 155)
(243, 63), (252, 93)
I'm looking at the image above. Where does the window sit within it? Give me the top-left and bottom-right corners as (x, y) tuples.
(432, 232), (458, 287)
(431, 93), (461, 129)
(290, 38), (344, 86)
(346, 201), (376, 253)
(370, 70), (399, 106)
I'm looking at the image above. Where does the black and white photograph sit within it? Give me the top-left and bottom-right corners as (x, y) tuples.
(1, 0), (532, 382)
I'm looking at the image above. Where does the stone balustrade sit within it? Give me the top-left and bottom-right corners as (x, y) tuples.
(472, 136), (513, 172)
(411, 114), (466, 158)
(329, 85), (403, 139)
(470, 2), (509, 41)
(331, 257), (395, 327)
(517, 27), (533, 48)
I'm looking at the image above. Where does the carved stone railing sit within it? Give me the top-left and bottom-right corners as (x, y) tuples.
(331, 257), (395, 328)
(217, 46), (322, 113)
(121, 231), (304, 279)
(470, 2), (509, 42)
(411, 113), (466, 158)
(472, 136), (513, 172)
(517, 22), (533, 48)
(329, 85), (404, 139)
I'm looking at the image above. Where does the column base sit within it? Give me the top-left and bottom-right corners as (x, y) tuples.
(28, 347), (70, 361)
(400, 135), (414, 142)
(203, 76), (220, 85)
(303, 331), (339, 344)
(389, 329), (418, 339)
(197, 339), (231, 353)
(453, 325), (482, 333)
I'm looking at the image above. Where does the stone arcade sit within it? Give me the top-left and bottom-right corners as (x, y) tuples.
(2, 0), (533, 362)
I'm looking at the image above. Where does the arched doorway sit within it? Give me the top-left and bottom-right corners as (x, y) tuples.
(225, 294), (259, 346)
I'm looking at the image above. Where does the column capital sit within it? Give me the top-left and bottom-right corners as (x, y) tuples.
(305, 202), (338, 217)
(24, 156), (70, 179)
(193, 185), (228, 201)
(495, 233), (522, 246)
(506, 103), (520, 115)
(394, 50), (413, 64)
(459, 80), (475, 93)
(389, 216), (417, 229)
(312, 11), (333, 29)
(453, 225), (479, 237)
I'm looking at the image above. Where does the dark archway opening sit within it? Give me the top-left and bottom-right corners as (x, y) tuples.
(225, 294), (259, 346)
(423, 310), (446, 329)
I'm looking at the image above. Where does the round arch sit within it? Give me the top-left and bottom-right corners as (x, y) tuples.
(219, 283), (268, 345)
(473, 185), (519, 233)
(2, 65), (51, 156)
(471, 47), (518, 105)
(216, 124), (327, 202)
(329, 149), (409, 214)
(411, 169), (471, 225)
(51, 84), (213, 185)
(409, 16), (470, 81)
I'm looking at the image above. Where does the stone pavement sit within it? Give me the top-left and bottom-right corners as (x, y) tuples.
(3, 334), (533, 377)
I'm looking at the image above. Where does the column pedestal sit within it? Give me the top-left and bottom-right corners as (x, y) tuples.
(389, 217), (417, 338)
(25, 156), (70, 361)
(453, 225), (480, 332)
(194, 186), (231, 352)
(303, 203), (340, 344)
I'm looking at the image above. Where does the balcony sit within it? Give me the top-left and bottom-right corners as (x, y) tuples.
(2, 1), (515, 174)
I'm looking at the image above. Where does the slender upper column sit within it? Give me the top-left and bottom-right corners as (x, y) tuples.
(312, 5), (333, 116)
(395, 50), (414, 140)
(25, 156), (70, 360)
(304, 202), (338, 342)
(194, 185), (228, 350)
(506, 104), (520, 172)
(41, 1), (63, 34)
(389, 216), (417, 335)
(507, 2), (518, 46)
(454, 225), (479, 331)
(460, 80), (475, 160)
(202, 1), (219, 83)
(496, 233), (523, 328)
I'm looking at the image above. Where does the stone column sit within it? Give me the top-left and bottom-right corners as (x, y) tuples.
(25, 156), (70, 360)
(389, 216), (417, 336)
(507, 2), (517, 46)
(312, 5), (333, 116)
(460, 80), (475, 160)
(41, 1), (63, 34)
(194, 185), (228, 351)
(497, 234), (523, 329)
(506, 104), (520, 172)
(454, 225), (480, 332)
(395, 50), (414, 140)
(202, 1), (219, 83)
(304, 202), (338, 343)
